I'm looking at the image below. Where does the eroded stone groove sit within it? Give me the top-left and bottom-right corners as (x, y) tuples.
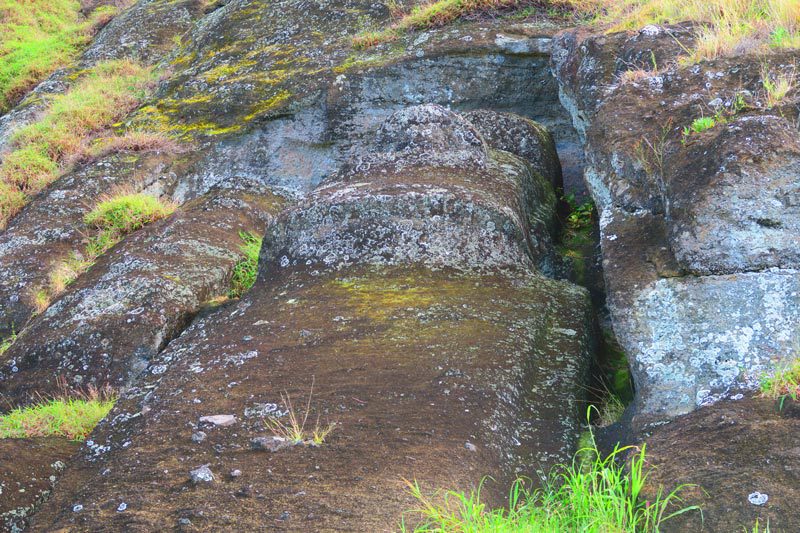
(0, 183), (288, 403)
(30, 105), (592, 531)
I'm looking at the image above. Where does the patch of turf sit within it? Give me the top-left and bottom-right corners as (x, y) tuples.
(0, 0), (128, 112)
(0, 395), (116, 441)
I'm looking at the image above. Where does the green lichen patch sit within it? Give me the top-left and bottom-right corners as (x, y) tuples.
(121, 0), (393, 139)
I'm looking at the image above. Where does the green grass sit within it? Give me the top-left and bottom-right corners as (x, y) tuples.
(83, 192), (176, 262)
(0, 394), (116, 441)
(353, 0), (575, 49)
(761, 62), (796, 108)
(0, 330), (16, 356)
(229, 231), (262, 298)
(402, 428), (700, 532)
(584, 0), (800, 63)
(0, 0), (127, 113)
(557, 194), (595, 286)
(0, 59), (161, 229)
(355, 0), (800, 62)
(687, 116), (716, 134)
(84, 192), (175, 236)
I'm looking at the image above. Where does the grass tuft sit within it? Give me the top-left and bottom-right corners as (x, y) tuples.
(353, 0), (574, 49)
(229, 231), (262, 298)
(685, 115), (716, 135)
(31, 192), (174, 312)
(84, 192), (175, 236)
(0, 330), (16, 356)
(761, 62), (796, 108)
(584, 0), (800, 63)
(264, 378), (337, 446)
(402, 423), (700, 532)
(354, 0), (800, 61)
(0, 386), (116, 441)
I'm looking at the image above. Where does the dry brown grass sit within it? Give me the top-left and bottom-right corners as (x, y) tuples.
(354, 0), (800, 61)
(582, 0), (800, 63)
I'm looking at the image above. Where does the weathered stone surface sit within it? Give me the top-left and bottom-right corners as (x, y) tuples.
(668, 115), (800, 275)
(553, 25), (800, 423)
(642, 397), (800, 532)
(0, 152), (184, 339)
(266, 105), (558, 274)
(30, 105), (592, 530)
(0, 184), (287, 401)
(463, 109), (562, 191)
(0, 438), (79, 533)
(81, 0), (208, 63)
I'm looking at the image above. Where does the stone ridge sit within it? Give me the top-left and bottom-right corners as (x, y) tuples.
(552, 25), (800, 423)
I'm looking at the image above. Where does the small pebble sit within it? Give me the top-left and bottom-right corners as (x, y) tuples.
(190, 465), (215, 485)
(251, 436), (290, 452)
(230, 469), (242, 478)
(72, 504), (83, 513)
(191, 431), (207, 443)
(465, 442), (477, 452)
(117, 502), (127, 512)
(199, 414), (236, 427)
(748, 492), (768, 506)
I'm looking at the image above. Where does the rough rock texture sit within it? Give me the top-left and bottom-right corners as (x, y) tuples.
(462, 109), (562, 191)
(150, 11), (583, 198)
(643, 396), (800, 532)
(0, 152), (187, 339)
(29, 106), (593, 530)
(0, 438), (79, 533)
(553, 25), (800, 423)
(0, 7), (584, 339)
(668, 115), (800, 275)
(0, 184), (288, 402)
(266, 105), (558, 274)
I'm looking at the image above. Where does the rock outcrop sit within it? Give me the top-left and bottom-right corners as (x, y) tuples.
(28, 105), (592, 530)
(553, 25), (800, 424)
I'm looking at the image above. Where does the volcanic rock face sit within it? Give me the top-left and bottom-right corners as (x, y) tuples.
(0, 2), (599, 525)
(23, 105), (592, 530)
(5, 0), (798, 527)
(553, 26), (800, 424)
